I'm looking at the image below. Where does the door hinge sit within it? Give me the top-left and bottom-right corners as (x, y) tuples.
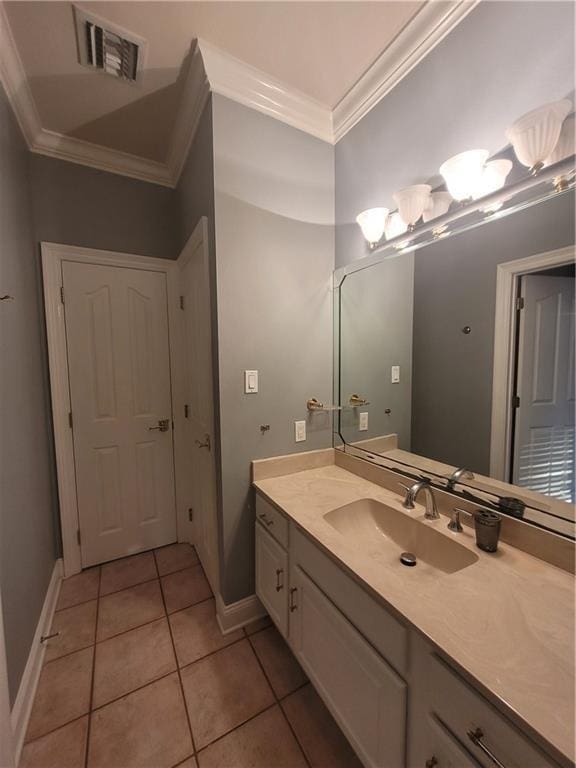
(188, 508), (193, 522)
(68, 411), (73, 429)
(60, 286), (65, 304)
(184, 404), (189, 419)
(179, 295), (184, 310)
(513, 395), (520, 408)
(76, 529), (81, 545)
(516, 296), (525, 310)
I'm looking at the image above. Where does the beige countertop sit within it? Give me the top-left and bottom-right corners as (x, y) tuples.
(253, 462), (575, 765)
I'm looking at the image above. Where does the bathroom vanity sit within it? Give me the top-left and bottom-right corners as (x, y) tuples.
(252, 450), (574, 768)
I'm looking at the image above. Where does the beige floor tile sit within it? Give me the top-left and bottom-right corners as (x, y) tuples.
(45, 600), (97, 662)
(155, 543), (199, 576)
(97, 580), (165, 641)
(57, 569), (100, 610)
(100, 552), (157, 596)
(244, 615), (272, 636)
(93, 618), (176, 708)
(181, 639), (274, 749)
(197, 706), (307, 768)
(27, 648), (93, 741)
(161, 564), (212, 614)
(282, 684), (362, 767)
(170, 599), (243, 667)
(249, 626), (307, 698)
(174, 759), (197, 768)
(88, 673), (192, 768)
(20, 716), (88, 768)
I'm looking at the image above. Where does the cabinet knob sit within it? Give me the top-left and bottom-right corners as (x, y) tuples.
(425, 758), (438, 768)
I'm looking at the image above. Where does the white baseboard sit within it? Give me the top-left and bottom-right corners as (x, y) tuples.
(215, 593), (266, 635)
(10, 559), (63, 763)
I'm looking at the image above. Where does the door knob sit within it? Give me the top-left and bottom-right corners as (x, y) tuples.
(195, 434), (211, 450)
(148, 419), (170, 432)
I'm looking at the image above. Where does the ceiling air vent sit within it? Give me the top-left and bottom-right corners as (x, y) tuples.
(73, 6), (147, 83)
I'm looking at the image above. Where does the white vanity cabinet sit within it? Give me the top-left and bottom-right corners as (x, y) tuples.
(255, 495), (289, 636)
(253, 491), (566, 768)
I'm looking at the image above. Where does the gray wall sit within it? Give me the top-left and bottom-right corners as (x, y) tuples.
(411, 190), (575, 474)
(339, 254), (414, 448)
(335, 0), (575, 269)
(30, 154), (178, 259)
(212, 95), (334, 603)
(0, 84), (59, 704)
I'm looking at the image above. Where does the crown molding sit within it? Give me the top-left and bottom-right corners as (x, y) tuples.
(196, 38), (333, 143)
(1, 0), (478, 186)
(333, 0), (480, 142)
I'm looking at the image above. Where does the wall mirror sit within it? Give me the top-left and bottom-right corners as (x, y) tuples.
(334, 170), (575, 540)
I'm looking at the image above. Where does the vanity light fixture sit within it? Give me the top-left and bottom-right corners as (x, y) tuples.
(473, 158), (513, 212)
(384, 211), (408, 241)
(439, 149), (489, 201)
(422, 191), (452, 235)
(506, 99), (572, 174)
(356, 207), (389, 247)
(544, 115), (575, 191)
(393, 184), (431, 229)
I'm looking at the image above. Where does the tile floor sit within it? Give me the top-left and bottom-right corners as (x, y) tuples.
(21, 543), (362, 768)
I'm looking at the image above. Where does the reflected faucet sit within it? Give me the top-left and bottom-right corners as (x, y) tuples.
(446, 467), (475, 491)
(400, 478), (440, 520)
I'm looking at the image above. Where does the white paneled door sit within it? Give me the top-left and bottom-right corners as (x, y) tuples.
(178, 226), (219, 592)
(62, 262), (177, 567)
(513, 274), (575, 502)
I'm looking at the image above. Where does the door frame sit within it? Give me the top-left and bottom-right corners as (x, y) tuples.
(42, 241), (188, 576)
(490, 245), (576, 481)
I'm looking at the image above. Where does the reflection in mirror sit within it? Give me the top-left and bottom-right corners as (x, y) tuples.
(336, 188), (575, 539)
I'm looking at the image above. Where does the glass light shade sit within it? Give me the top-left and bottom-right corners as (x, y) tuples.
(393, 184), (431, 227)
(506, 99), (572, 172)
(472, 159), (513, 199)
(356, 207), (389, 245)
(544, 115), (575, 166)
(384, 212), (408, 240)
(422, 191), (452, 222)
(439, 150), (489, 201)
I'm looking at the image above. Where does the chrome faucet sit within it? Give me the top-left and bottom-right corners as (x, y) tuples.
(446, 467), (474, 491)
(400, 478), (440, 520)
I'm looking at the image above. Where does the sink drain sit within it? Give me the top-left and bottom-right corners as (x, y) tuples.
(400, 552), (417, 567)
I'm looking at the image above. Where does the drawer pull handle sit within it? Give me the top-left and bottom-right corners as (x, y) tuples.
(467, 728), (507, 768)
(258, 513), (274, 527)
(425, 759), (438, 768)
(275, 568), (284, 592)
(289, 587), (298, 612)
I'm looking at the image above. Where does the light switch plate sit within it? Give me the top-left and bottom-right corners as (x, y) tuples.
(391, 365), (400, 383)
(245, 370), (258, 394)
(295, 420), (306, 442)
(359, 412), (368, 431)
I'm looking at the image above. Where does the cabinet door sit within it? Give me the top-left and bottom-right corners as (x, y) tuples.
(289, 565), (406, 768)
(255, 523), (288, 636)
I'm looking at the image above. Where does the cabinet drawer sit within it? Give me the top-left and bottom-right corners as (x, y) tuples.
(255, 523), (288, 636)
(413, 714), (481, 768)
(427, 653), (560, 768)
(289, 565), (406, 768)
(291, 526), (407, 676)
(255, 493), (289, 548)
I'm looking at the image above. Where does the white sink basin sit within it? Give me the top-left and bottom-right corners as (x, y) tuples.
(324, 498), (478, 574)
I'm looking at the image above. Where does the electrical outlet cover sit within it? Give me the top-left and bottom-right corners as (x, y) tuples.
(359, 412), (368, 431)
(295, 420), (306, 442)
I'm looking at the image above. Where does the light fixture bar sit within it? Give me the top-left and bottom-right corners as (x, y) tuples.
(370, 154), (575, 256)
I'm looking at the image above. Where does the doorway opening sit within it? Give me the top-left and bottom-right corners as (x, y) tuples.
(509, 262), (575, 503)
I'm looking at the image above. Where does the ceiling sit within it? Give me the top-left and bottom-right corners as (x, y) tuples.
(4, 1), (424, 162)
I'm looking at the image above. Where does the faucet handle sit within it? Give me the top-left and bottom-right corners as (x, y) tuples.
(448, 507), (473, 532)
(398, 483), (415, 509)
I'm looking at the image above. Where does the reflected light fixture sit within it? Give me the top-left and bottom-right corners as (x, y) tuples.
(356, 207), (389, 246)
(393, 184), (431, 229)
(439, 149), (489, 201)
(506, 99), (572, 174)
